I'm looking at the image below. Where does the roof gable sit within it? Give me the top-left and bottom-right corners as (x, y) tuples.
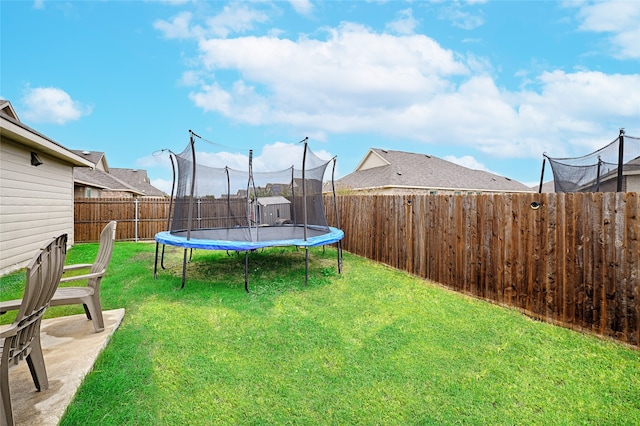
(0, 99), (19, 120)
(355, 149), (391, 171)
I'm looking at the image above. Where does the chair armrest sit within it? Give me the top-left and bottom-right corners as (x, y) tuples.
(0, 323), (17, 338)
(59, 271), (104, 284)
(63, 263), (94, 272)
(0, 299), (22, 315)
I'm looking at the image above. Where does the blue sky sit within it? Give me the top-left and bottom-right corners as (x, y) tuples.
(2, 0), (639, 192)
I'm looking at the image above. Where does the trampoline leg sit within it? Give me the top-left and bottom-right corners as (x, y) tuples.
(161, 244), (167, 270)
(337, 241), (343, 274)
(305, 247), (309, 286)
(154, 242), (159, 279)
(181, 248), (188, 289)
(244, 251), (250, 293)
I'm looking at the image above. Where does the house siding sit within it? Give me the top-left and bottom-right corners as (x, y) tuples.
(0, 139), (75, 275)
(358, 152), (388, 171)
(627, 174), (640, 192)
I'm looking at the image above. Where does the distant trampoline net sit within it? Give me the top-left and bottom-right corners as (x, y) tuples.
(542, 130), (640, 193)
(154, 131), (344, 292)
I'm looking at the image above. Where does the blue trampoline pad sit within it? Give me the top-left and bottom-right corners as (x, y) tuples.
(155, 225), (344, 251)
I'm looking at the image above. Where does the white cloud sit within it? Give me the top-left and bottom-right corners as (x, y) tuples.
(154, 11), (196, 39)
(169, 14), (638, 162)
(438, 4), (484, 30)
(21, 87), (91, 124)
(444, 155), (491, 172)
(289, 0), (313, 16)
(386, 8), (418, 35)
(155, 4), (270, 40)
(205, 3), (269, 38)
(151, 178), (174, 195)
(191, 23), (468, 128)
(196, 142), (332, 171)
(575, 0), (640, 59)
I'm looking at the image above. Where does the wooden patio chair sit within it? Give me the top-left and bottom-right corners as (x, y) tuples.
(0, 234), (68, 426)
(50, 221), (117, 333)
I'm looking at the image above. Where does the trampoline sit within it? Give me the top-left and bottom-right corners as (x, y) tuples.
(154, 131), (344, 292)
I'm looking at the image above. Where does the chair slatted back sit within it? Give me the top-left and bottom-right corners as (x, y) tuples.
(7, 234), (67, 365)
(88, 221), (116, 287)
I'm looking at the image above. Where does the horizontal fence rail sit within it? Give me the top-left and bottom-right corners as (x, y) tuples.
(74, 193), (639, 347)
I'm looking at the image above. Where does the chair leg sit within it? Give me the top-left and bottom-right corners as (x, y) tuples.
(82, 304), (92, 321)
(1, 359), (13, 426)
(25, 331), (48, 392)
(83, 296), (104, 333)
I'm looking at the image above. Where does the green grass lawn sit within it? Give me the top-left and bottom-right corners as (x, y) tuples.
(2, 242), (639, 425)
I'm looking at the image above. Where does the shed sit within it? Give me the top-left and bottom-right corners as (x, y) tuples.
(0, 100), (94, 275)
(253, 196), (292, 226)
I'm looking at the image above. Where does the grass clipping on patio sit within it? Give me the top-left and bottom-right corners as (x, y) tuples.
(2, 242), (639, 425)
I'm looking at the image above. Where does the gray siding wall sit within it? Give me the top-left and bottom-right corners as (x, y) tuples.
(0, 139), (75, 275)
(628, 174), (640, 193)
(258, 203), (291, 225)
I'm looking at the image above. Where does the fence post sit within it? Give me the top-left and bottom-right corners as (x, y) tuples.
(135, 198), (139, 242)
(198, 199), (201, 228)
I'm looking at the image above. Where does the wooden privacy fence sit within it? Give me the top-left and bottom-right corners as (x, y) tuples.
(74, 193), (639, 347)
(327, 192), (639, 348)
(74, 198), (170, 242)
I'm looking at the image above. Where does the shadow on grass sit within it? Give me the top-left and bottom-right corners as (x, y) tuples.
(155, 245), (340, 296)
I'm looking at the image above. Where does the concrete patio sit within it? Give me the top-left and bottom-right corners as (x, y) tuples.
(5, 308), (125, 425)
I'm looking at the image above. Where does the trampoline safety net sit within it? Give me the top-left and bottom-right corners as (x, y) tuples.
(544, 131), (640, 193)
(168, 132), (336, 242)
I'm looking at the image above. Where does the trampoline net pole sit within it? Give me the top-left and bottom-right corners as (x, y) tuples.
(290, 167), (296, 224)
(226, 167), (231, 229)
(617, 129), (624, 192)
(185, 131), (197, 241)
(302, 139), (308, 241)
(538, 157), (546, 194)
(159, 152), (178, 274)
(331, 156), (340, 230)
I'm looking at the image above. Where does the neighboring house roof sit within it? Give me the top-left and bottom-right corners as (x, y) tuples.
(71, 150), (109, 171)
(536, 181), (556, 193)
(0, 100), (94, 168)
(337, 148), (533, 193)
(72, 149), (166, 197)
(74, 168), (145, 195)
(109, 168), (166, 197)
